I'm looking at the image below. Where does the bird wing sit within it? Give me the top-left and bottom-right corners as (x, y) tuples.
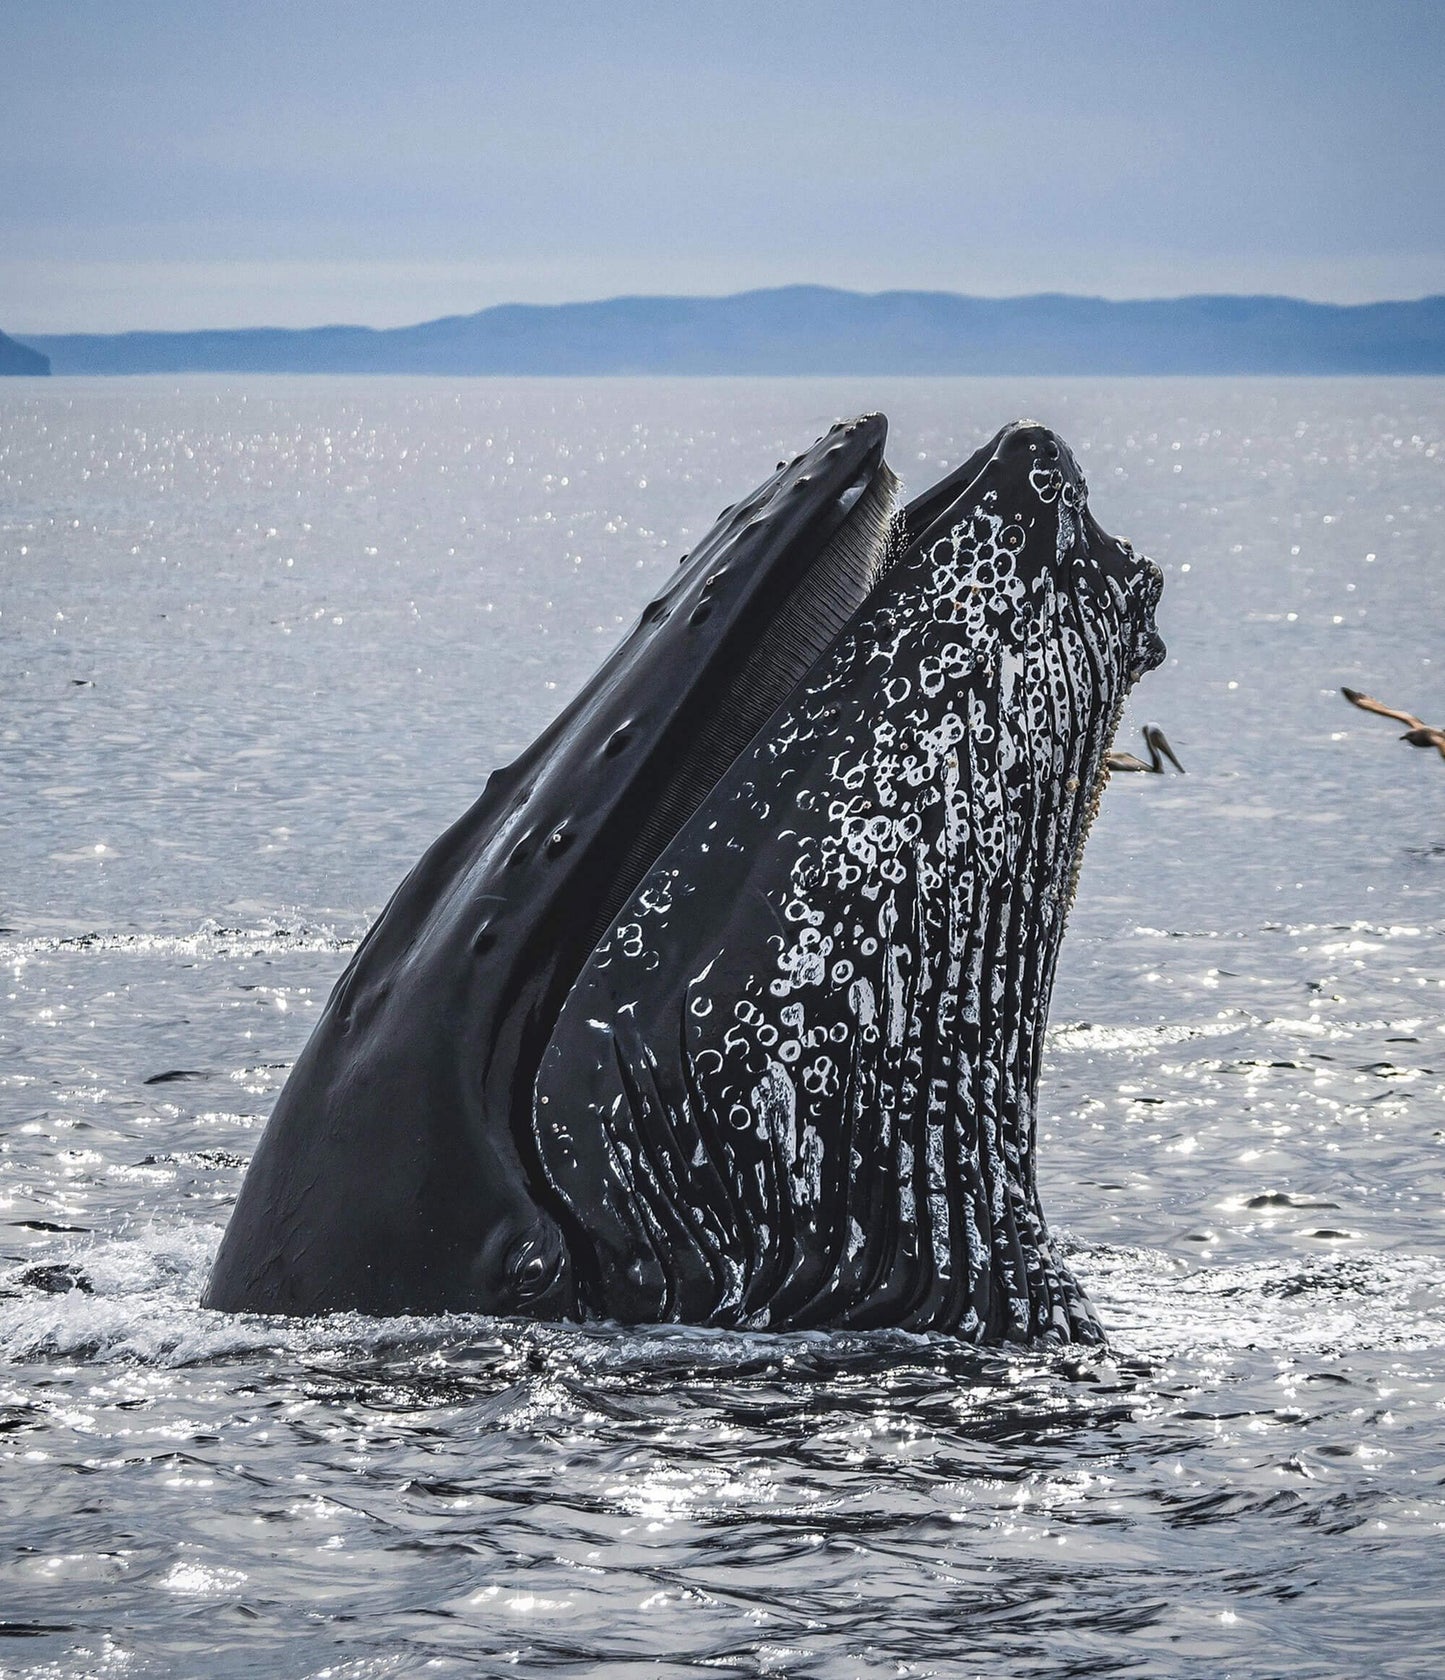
(1340, 687), (1424, 730)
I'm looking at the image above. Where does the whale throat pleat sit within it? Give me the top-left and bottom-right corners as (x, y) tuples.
(581, 464), (900, 958)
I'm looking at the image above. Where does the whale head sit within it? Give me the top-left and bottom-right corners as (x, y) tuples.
(205, 414), (1164, 1341)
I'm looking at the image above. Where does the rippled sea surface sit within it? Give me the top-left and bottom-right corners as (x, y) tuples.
(3, 377), (1443, 1678)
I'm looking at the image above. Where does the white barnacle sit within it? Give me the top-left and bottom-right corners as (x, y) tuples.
(752, 1057), (797, 1159)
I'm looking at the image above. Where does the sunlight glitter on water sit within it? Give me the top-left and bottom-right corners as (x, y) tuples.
(3, 376), (1444, 1678)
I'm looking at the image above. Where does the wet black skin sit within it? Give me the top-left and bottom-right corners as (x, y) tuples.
(203, 416), (893, 1316)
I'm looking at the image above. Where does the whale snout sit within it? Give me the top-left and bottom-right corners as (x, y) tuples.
(1001, 420), (1168, 691)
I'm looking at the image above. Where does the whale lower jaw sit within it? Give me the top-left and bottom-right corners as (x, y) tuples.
(533, 422), (1166, 1342)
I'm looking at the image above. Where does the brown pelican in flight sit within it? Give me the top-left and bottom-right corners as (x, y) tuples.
(1107, 723), (1185, 774)
(1341, 687), (1445, 761)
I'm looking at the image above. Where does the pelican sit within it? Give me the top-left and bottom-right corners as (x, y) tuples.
(1341, 687), (1445, 761)
(1106, 723), (1185, 774)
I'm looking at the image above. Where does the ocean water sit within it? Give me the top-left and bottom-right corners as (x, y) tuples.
(2, 376), (1442, 1678)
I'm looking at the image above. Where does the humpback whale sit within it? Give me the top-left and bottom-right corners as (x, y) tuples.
(204, 416), (1165, 1342)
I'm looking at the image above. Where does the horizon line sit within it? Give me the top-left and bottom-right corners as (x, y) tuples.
(16, 282), (1445, 342)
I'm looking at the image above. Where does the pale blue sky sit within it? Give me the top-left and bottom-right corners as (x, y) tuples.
(4, 0), (1443, 331)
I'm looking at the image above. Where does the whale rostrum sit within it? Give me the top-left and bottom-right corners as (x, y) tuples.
(204, 416), (1165, 1341)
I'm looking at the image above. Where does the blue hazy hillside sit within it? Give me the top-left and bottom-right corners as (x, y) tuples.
(0, 328), (50, 374)
(17, 287), (1445, 375)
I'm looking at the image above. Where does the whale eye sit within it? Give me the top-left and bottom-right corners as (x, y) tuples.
(545, 828), (573, 858)
(505, 1232), (562, 1303)
(604, 727), (633, 757)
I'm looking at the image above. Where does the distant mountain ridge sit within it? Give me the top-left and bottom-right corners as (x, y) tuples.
(15, 286), (1445, 376)
(0, 328), (49, 375)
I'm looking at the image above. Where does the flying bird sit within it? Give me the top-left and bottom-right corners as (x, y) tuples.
(1341, 687), (1445, 762)
(1106, 723), (1185, 774)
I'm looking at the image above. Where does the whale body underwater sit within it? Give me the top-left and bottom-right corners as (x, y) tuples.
(204, 415), (1166, 1342)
